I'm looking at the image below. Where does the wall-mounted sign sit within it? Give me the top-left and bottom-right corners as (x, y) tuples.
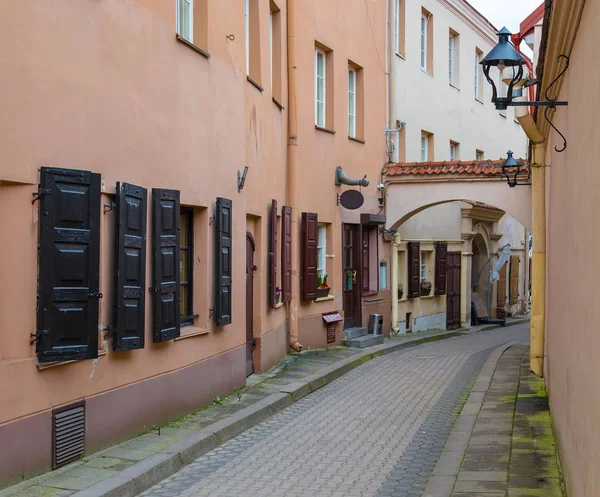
(339, 190), (364, 210)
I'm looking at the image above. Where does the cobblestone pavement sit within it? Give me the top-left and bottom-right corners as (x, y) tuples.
(140, 325), (528, 497)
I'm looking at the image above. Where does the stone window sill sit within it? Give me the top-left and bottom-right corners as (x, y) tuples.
(275, 302), (284, 309)
(273, 97), (285, 110)
(349, 136), (365, 144)
(315, 295), (335, 302)
(175, 34), (211, 59)
(315, 125), (336, 135)
(175, 327), (210, 341)
(247, 76), (264, 93)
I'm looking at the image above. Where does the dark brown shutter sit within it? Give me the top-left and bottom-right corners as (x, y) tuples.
(435, 242), (448, 295)
(113, 182), (147, 351)
(215, 197), (233, 326)
(281, 206), (292, 302)
(497, 264), (507, 308)
(407, 242), (420, 298)
(509, 255), (519, 304)
(362, 228), (370, 292)
(37, 167), (101, 363)
(151, 189), (180, 342)
(268, 199), (278, 308)
(301, 212), (318, 300)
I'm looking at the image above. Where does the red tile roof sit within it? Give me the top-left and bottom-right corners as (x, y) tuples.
(383, 159), (527, 177)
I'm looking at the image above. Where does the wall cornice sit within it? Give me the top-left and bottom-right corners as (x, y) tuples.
(437, 0), (498, 46)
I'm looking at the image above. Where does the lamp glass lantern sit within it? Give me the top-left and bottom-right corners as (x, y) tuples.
(480, 27), (525, 111)
(501, 150), (524, 188)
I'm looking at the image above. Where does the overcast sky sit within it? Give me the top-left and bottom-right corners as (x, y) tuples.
(467, 0), (543, 33)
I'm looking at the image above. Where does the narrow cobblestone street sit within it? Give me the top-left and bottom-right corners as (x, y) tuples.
(140, 325), (528, 497)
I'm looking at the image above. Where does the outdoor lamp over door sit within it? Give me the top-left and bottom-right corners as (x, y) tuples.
(481, 27), (570, 152)
(502, 150), (530, 188)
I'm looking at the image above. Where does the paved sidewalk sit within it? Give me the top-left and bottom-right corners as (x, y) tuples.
(423, 345), (565, 497)
(0, 329), (463, 497)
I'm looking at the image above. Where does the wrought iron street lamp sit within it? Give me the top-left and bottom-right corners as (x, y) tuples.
(502, 150), (530, 188)
(481, 27), (569, 152)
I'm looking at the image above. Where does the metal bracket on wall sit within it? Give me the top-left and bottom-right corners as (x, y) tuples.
(30, 329), (48, 344)
(103, 202), (116, 214)
(208, 307), (216, 318)
(32, 188), (51, 204)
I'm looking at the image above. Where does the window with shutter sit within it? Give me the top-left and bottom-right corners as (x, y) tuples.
(435, 242), (447, 295)
(269, 199), (278, 308)
(407, 242), (420, 298)
(37, 167), (101, 363)
(509, 255), (519, 305)
(281, 206), (292, 302)
(497, 264), (507, 307)
(113, 182), (147, 351)
(301, 212), (318, 300)
(152, 189), (181, 342)
(215, 197), (233, 326)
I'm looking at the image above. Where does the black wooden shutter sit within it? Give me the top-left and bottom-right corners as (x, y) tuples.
(37, 167), (101, 363)
(113, 182), (147, 351)
(152, 189), (180, 342)
(301, 212), (318, 300)
(281, 206), (292, 303)
(407, 242), (420, 298)
(215, 197), (232, 326)
(268, 199), (278, 308)
(362, 228), (370, 292)
(435, 242), (448, 295)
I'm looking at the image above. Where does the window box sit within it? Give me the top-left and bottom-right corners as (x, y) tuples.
(420, 280), (432, 297)
(316, 287), (331, 299)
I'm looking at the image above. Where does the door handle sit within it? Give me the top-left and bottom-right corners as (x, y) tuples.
(352, 270), (357, 284)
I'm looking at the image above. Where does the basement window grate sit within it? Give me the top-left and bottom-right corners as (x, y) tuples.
(52, 401), (85, 469)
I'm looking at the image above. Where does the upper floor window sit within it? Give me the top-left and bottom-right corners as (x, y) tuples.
(317, 225), (327, 279)
(394, 0), (406, 56)
(180, 207), (194, 324)
(348, 67), (357, 138)
(421, 131), (433, 161)
(177, 0), (193, 43)
(475, 48), (484, 100)
(449, 30), (459, 86)
(270, 2), (283, 102)
(245, 0), (250, 75)
(476, 149), (484, 161)
(420, 8), (433, 73)
(450, 141), (459, 161)
(315, 48), (326, 127)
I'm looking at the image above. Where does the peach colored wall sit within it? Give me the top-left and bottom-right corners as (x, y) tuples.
(292, 0), (388, 342)
(0, 0), (287, 431)
(543, 1), (600, 494)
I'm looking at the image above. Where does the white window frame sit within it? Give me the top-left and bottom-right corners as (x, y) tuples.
(475, 50), (483, 100)
(450, 142), (456, 161)
(379, 261), (388, 291)
(420, 132), (429, 161)
(317, 225), (327, 278)
(476, 150), (484, 161)
(420, 253), (427, 282)
(420, 15), (428, 71)
(348, 67), (357, 138)
(315, 48), (326, 127)
(394, 0), (400, 54)
(449, 34), (455, 84)
(176, 0), (194, 44)
(270, 11), (273, 89)
(245, 0), (250, 76)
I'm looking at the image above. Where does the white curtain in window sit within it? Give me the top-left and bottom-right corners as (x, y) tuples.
(317, 226), (326, 277)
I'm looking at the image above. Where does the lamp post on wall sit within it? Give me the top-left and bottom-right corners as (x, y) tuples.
(501, 150), (530, 188)
(480, 27), (570, 163)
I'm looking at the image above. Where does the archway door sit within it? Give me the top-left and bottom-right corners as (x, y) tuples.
(245, 233), (256, 376)
(446, 252), (461, 330)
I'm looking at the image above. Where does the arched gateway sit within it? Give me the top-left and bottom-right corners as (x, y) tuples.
(383, 159), (531, 332)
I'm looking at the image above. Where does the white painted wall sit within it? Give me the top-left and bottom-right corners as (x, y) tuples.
(398, 202), (462, 240)
(392, 0), (528, 162)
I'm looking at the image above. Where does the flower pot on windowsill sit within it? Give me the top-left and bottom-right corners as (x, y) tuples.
(398, 285), (404, 301)
(420, 281), (432, 297)
(316, 287), (331, 299)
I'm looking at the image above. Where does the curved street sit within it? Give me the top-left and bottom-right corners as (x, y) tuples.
(140, 325), (529, 497)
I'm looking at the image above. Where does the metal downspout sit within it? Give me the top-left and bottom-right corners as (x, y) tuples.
(286, 0), (302, 351)
(515, 100), (546, 377)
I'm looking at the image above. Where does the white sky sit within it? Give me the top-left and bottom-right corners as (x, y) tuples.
(467, 0), (543, 33)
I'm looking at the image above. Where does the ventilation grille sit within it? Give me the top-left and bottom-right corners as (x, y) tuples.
(52, 401), (85, 469)
(326, 323), (336, 344)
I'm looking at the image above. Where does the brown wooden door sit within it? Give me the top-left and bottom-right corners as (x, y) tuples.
(246, 234), (255, 376)
(446, 252), (461, 330)
(343, 224), (362, 329)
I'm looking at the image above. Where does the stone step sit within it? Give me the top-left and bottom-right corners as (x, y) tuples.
(342, 334), (384, 348)
(344, 327), (368, 339)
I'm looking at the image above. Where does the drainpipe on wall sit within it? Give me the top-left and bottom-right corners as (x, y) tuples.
(511, 34), (536, 116)
(386, 0), (397, 161)
(390, 232), (401, 334)
(514, 99), (546, 378)
(286, 0), (302, 352)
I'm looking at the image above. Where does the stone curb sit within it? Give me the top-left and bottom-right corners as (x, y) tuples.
(422, 339), (521, 497)
(73, 330), (463, 497)
(479, 317), (530, 333)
